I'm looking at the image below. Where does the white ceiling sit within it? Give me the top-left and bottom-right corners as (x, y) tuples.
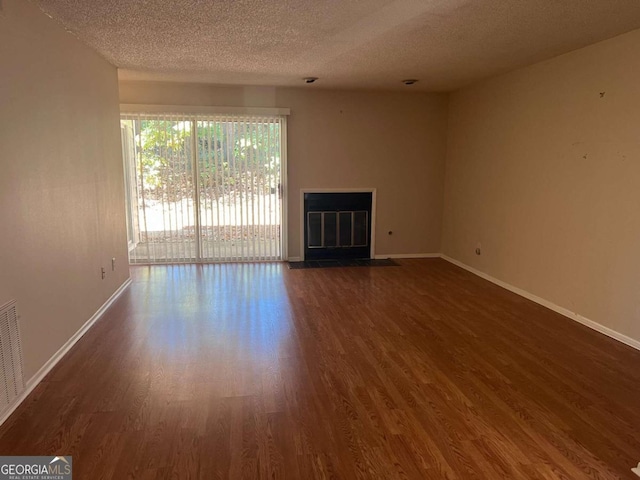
(35, 0), (640, 91)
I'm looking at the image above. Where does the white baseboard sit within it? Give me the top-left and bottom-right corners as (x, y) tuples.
(287, 256), (302, 262)
(0, 277), (132, 427)
(374, 253), (441, 259)
(440, 254), (640, 352)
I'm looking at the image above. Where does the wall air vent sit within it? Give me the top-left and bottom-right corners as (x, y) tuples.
(0, 300), (25, 412)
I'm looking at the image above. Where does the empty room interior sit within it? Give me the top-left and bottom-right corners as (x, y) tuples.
(2, 0), (640, 478)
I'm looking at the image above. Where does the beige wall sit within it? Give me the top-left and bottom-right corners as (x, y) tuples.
(0, 0), (129, 379)
(119, 82), (449, 258)
(443, 29), (640, 342)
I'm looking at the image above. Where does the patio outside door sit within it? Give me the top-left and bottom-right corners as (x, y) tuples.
(120, 113), (285, 263)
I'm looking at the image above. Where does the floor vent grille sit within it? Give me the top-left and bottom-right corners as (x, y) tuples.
(0, 300), (25, 412)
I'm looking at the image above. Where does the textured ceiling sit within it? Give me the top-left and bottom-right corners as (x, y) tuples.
(35, 0), (640, 91)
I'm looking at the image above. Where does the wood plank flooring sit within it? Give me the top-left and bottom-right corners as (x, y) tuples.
(1, 259), (639, 479)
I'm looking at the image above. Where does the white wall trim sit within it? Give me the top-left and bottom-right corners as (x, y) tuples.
(299, 188), (377, 261)
(440, 255), (640, 352)
(287, 256), (302, 262)
(0, 277), (132, 427)
(120, 104), (290, 116)
(374, 253), (440, 259)
(280, 116), (289, 261)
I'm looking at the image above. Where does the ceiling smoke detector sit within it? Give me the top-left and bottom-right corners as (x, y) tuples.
(402, 79), (418, 86)
(303, 77), (318, 84)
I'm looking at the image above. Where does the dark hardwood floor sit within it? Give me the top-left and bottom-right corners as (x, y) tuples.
(1, 259), (639, 479)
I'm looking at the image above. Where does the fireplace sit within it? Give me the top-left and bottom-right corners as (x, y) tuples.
(303, 191), (373, 260)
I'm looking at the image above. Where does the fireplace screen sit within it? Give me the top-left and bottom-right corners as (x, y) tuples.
(307, 211), (369, 249)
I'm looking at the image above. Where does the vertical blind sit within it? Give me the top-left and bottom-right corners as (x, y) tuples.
(120, 112), (285, 264)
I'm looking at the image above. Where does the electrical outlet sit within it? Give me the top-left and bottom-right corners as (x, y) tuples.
(111, 257), (116, 271)
(101, 267), (106, 280)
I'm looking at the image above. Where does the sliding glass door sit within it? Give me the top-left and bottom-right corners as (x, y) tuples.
(120, 113), (285, 264)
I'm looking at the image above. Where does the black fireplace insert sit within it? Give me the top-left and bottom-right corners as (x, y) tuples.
(303, 192), (372, 260)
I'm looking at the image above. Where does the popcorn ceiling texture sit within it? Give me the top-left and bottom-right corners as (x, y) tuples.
(35, 0), (640, 91)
